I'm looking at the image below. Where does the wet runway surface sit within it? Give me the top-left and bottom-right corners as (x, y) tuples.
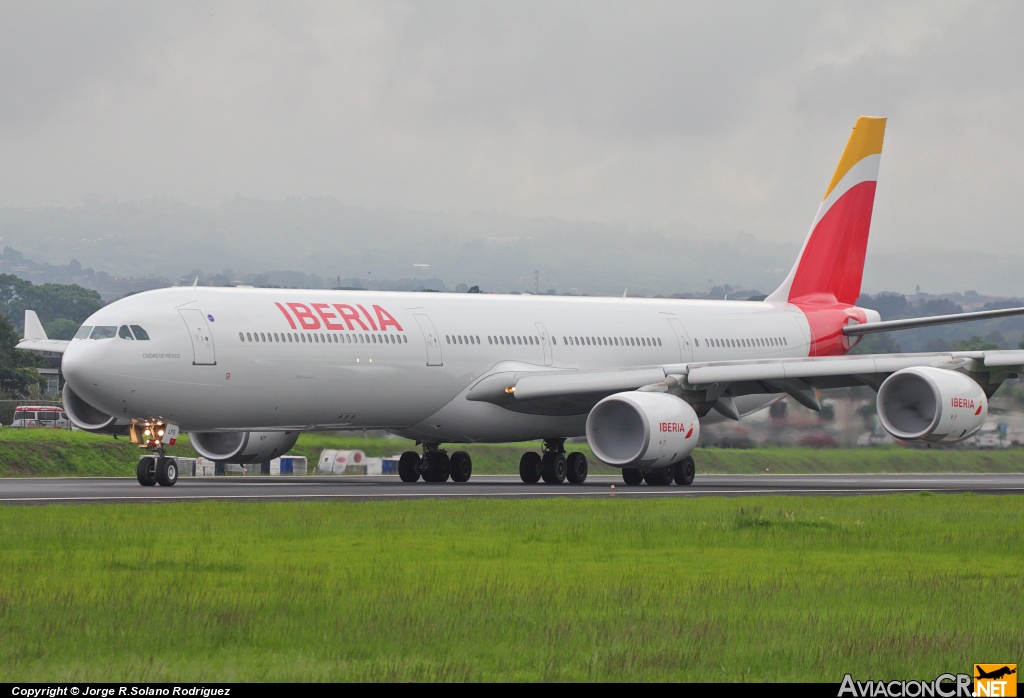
(3, 473), (1024, 505)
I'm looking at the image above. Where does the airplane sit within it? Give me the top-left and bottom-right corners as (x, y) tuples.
(16, 116), (1024, 488)
(975, 666), (1016, 681)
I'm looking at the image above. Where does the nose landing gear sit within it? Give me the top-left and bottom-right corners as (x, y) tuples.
(130, 419), (180, 487)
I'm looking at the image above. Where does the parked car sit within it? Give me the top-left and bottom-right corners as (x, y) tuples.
(10, 406), (72, 429)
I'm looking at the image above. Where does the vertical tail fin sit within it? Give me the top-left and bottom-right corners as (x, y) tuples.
(767, 116), (886, 305)
(23, 310), (48, 340)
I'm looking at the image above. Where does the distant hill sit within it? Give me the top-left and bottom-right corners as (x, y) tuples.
(4, 198), (1022, 298)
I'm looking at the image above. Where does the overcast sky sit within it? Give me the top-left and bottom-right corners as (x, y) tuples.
(2, 1), (1022, 257)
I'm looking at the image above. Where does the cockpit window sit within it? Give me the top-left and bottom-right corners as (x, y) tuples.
(74, 325), (93, 340)
(130, 325), (150, 340)
(118, 325), (134, 340)
(89, 326), (117, 340)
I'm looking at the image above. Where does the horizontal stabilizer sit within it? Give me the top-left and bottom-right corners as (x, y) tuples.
(843, 306), (1024, 336)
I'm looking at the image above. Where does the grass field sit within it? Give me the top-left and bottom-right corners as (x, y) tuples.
(2, 428), (1024, 477)
(1, 495), (1021, 681)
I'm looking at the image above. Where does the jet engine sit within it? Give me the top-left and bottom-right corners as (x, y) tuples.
(62, 383), (130, 435)
(876, 367), (988, 443)
(586, 391), (700, 468)
(189, 430), (300, 463)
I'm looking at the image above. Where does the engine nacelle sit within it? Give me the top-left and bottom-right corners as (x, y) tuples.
(62, 383), (130, 435)
(189, 430), (300, 463)
(877, 367), (988, 443)
(586, 391), (700, 468)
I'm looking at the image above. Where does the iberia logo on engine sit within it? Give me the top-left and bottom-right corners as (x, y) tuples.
(951, 397), (985, 416)
(975, 665), (1017, 697)
(660, 422), (694, 438)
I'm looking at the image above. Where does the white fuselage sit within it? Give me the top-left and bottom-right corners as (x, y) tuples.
(62, 287), (816, 441)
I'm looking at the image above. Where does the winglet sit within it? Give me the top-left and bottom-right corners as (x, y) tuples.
(23, 310), (48, 341)
(768, 116), (886, 306)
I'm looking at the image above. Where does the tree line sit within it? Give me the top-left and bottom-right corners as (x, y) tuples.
(0, 274), (101, 398)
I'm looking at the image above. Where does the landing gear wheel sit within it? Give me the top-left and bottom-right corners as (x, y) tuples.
(450, 451), (472, 483)
(398, 451), (421, 483)
(673, 456), (695, 486)
(156, 457), (178, 487)
(137, 456), (157, 487)
(643, 467), (673, 486)
(621, 468), (643, 486)
(519, 451), (541, 484)
(540, 452), (567, 484)
(566, 452), (588, 484)
(422, 452), (451, 483)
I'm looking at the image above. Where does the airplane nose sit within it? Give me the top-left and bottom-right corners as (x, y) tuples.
(60, 341), (85, 390)
(61, 339), (104, 395)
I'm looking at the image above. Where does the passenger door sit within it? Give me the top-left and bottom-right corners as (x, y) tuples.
(179, 309), (217, 365)
(413, 313), (443, 366)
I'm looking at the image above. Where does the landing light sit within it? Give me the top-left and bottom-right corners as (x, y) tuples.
(505, 386), (515, 394)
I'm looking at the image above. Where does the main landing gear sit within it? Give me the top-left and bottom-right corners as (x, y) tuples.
(136, 448), (179, 487)
(518, 439), (589, 485)
(620, 455), (695, 487)
(398, 443), (473, 483)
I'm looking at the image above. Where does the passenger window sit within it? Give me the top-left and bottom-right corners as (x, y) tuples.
(75, 325), (93, 339)
(118, 325), (134, 340)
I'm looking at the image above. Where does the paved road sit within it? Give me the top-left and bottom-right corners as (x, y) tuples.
(3, 473), (1024, 505)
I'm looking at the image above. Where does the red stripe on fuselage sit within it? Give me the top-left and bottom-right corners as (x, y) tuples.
(789, 181), (876, 306)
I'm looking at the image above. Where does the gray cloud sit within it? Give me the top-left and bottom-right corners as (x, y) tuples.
(1, 0), (1022, 271)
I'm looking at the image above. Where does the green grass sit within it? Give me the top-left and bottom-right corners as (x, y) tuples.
(1, 495), (1021, 681)
(0, 428), (196, 477)
(2, 428), (1024, 477)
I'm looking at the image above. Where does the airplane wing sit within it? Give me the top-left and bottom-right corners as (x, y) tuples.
(15, 310), (70, 357)
(468, 350), (1024, 418)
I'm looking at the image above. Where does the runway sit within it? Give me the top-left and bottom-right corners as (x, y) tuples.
(3, 473), (1024, 505)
